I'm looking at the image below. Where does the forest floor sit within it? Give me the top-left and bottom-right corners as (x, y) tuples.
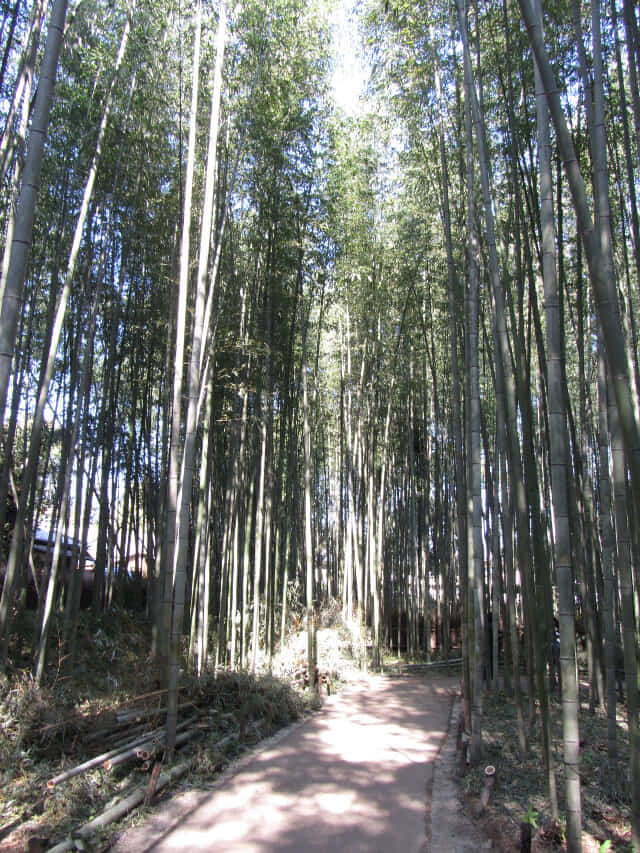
(455, 678), (632, 852)
(0, 605), (634, 852)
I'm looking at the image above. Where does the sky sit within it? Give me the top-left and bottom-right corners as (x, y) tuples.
(330, 0), (369, 116)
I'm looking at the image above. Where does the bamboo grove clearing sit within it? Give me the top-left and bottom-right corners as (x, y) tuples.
(0, 0), (640, 849)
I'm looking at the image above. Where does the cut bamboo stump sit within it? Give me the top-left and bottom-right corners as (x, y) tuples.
(144, 761), (163, 806)
(477, 765), (496, 816)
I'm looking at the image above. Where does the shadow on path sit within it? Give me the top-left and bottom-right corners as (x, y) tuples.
(113, 675), (459, 853)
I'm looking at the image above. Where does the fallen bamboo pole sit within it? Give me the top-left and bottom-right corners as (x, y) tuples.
(211, 731), (240, 752)
(85, 718), (151, 745)
(105, 742), (150, 771)
(135, 740), (155, 761)
(0, 796), (47, 844)
(105, 718), (200, 770)
(46, 759), (195, 853)
(135, 727), (200, 761)
(38, 687), (185, 736)
(49, 713), (200, 785)
(118, 688), (168, 706)
(38, 709), (115, 736)
(47, 727), (165, 788)
(116, 701), (193, 724)
(403, 658), (463, 671)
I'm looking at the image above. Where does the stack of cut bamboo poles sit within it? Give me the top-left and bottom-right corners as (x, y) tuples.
(4, 676), (282, 851)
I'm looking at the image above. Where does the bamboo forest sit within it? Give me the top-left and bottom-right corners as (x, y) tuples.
(0, 0), (640, 849)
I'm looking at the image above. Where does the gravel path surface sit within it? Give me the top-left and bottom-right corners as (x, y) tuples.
(112, 674), (490, 852)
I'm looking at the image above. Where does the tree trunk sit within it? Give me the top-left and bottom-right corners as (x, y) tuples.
(0, 0), (69, 430)
(302, 359), (315, 685)
(456, 0), (554, 791)
(159, 0), (203, 665)
(0, 13), (131, 661)
(518, 0), (640, 532)
(166, 0), (227, 753)
(533, 0), (582, 837)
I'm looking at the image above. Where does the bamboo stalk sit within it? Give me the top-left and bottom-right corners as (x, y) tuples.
(0, 796), (47, 844)
(104, 741), (153, 771)
(106, 720), (200, 770)
(47, 759), (195, 853)
(0, 814), (23, 842)
(135, 741), (154, 760)
(138, 727), (200, 760)
(85, 718), (151, 745)
(50, 712), (201, 785)
(212, 731), (240, 751)
(47, 727), (165, 788)
(116, 701), (193, 724)
(478, 765), (496, 816)
(118, 688), (168, 706)
(38, 689), (171, 735)
(38, 710), (116, 735)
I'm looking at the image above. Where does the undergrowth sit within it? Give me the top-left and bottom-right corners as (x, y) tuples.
(461, 683), (633, 852)
(0, 599), (366, 851)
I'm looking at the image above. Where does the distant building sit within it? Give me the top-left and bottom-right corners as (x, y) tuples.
(31, 528), (95, 584)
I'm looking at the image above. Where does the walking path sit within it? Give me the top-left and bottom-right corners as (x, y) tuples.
(113, 674), (491, 852)
(430, 695), (493, 851)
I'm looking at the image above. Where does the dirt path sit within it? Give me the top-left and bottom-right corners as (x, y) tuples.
(112, 674), (489, 852)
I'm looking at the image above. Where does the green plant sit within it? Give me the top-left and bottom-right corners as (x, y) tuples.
(523, 804), (538, 829)
(599, 841), (612, 852)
